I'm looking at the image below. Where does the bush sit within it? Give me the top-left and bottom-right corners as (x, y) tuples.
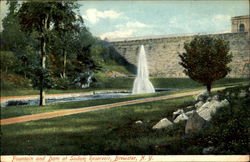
(0, 73), (31, 90)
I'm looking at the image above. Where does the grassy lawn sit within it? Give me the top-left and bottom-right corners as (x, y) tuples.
(1, 84), (249, 155)
(1, 96), (194, 155)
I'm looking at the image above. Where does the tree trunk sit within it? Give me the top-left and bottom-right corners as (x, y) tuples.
(39, 37), (46, 106)
(63, 49), (67, 78)
(206, 83), (211, 93)
(39, 14), (49, 106)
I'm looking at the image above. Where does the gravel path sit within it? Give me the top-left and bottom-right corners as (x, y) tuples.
(0, 87), (228, 125)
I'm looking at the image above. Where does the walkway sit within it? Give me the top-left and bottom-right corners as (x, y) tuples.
(0, 87), (228, 126)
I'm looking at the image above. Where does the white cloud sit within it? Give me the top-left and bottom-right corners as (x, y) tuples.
(99, 29), (136, 39)
(116, 21), (152, 28)
(82, 8), (121, 24)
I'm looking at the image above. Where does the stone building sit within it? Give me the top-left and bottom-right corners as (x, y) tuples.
(231, 15), (250, 35)
(109, 15), (250, 78)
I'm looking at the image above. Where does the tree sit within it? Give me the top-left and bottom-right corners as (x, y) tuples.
(0, 51), (17, 73)
(17, 1), (82, 105)
(179, 36), (232, 92)
(1, 0), (39, 79)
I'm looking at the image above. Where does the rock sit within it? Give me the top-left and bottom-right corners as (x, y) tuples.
(135, 120), (143, 124)
(152, 118), (173, 130)
(186, 105), (195, 110)
(212, 95), (219, 101)
(239, 90), (247, 98)
(202, 146), (215, 154)
(172, 109), (184, 119)
(196, 101), (218, 121)
(206, 97), (212, 102)
(173, 113), (188, 123)
(195, 90), (209, 102)
(197, 99), (229, 121)
(195, 101), (204, 109)
(7, 101), (28, 106)
(185, 110), (195, 117)
(185, 111), (207, 134)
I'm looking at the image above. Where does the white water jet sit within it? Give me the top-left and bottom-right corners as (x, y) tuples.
(132, 45), (155, 94)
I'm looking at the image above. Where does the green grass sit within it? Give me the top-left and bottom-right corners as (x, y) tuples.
(1, 85), (249, 155)
(1, 88), (195, 119)
(1, 96), (194, 155)
(1, 77), (248, 97)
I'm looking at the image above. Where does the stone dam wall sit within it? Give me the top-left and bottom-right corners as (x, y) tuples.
(109, 32), (250, 78)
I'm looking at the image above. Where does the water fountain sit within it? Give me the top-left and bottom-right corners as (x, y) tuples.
(132, 45), (155, 94)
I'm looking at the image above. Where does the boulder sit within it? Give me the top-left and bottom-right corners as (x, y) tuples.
(195, 90), (209, 102)
(212, 95), (219, 101)
(152, 118), (173, 130)
(239, 90), (247, 98)
(202, 146), (215, 154)
(135, 120), (143, 124)
(172, 109), (184, 120)
(186, 105), (195, 110)
(185, 111), (207, 134)
(173, 113), (188, 123)
(197, 99), (229, 121)
(185, 110), (195, 117)
(195, 101), (204, 109)
(220, 99), (229, 107)
(206, 97), (212, 102)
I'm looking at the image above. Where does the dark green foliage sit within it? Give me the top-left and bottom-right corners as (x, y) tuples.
(0, 1), (134, 92)
(16, 1), (86, 105)
(179, 36), (232, 92)
(0, 51), (17, 73)
(185, 85), (250, 154)
(0, 73), (31, 90)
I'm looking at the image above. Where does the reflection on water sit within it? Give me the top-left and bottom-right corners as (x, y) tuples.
(2, 88), (179, 108)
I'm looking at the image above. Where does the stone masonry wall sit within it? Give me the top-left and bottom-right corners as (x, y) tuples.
(109, 32), (250, 78)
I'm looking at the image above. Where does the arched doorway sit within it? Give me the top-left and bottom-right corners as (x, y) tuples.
(239, 24), (245, 32)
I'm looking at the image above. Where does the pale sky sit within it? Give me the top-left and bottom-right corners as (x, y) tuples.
(1, 0), (249, 40)
(79, 0), (249, 40)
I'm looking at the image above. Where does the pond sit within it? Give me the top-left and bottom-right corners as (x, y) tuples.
(1, 88), (179, 108)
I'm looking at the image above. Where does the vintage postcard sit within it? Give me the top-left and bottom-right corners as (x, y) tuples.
(0, 0), (249, 161)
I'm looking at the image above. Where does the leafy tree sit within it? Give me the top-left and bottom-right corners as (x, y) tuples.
(0, 51), (17, 73)
(17, 1), (82, 105)
(50, 3), (83, 79)
(179, 36), (232, 92)
(1, 0), (38, 79)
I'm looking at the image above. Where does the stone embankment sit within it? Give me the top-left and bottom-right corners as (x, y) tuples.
(110, 32), (250, 78)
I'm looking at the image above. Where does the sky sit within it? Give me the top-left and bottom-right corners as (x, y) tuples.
(79, 0), (249, 40)
(0, 0), (249, 40)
